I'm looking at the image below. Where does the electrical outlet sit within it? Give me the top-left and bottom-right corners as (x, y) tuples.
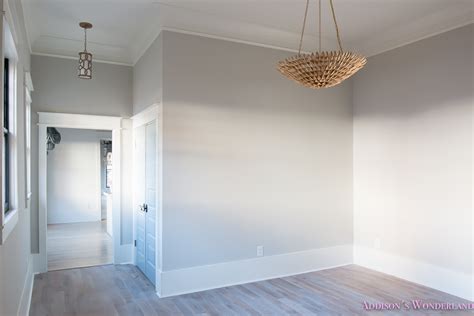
(374, 237), (381, 249)
(257, 245), (264, 257)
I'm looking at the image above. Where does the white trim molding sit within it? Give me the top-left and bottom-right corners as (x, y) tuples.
(131, 103), (160, 128)
(18, 256), (34, 316)
(354, 246), (474, 301)
(36, 112), (132, 273)
(24, 72), (34, 92)
(158, 244), (353, 298)
(37, 112), (122, 130)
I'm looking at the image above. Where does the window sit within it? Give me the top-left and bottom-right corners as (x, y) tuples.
(1, 14), (19, 244)
(3, 58), (11, 214)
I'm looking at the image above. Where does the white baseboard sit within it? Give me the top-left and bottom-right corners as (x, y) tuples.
(354, 246), (473, 301)
(18, 257), (35, 316)
(156, 269), (163, 298)
(114, 243), (133, 264)
(32, 253), (47, 274)
(159, 244), (352, 297)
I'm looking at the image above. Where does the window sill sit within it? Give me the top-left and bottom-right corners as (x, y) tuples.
(1, 209), (18, 244)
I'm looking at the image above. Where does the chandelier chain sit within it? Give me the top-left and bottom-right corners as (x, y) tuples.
(277, 0), (366, 89)
(84, 28), (87, 52)
(298, 0), (310, 54)
(299, 0), (343, 53)
(318, 0), (321, 51)
(329, 0), (343, 51)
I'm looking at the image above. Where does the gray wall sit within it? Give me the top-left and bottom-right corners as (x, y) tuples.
(133, 34), (162, 115)
(0, 0), (32, 314)
(161, 31), (354, 271)
(30, 55), (133, 252)
(31, 55), (132, 117)
(353, 24), (473, 274)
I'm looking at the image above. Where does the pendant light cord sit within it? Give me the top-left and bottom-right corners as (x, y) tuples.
(298, 0), (310, 54)
(329, 0), (343, 52)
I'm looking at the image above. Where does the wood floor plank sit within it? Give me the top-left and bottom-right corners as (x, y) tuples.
(47, 221), (113, 271)
(30, 264), (473, 316)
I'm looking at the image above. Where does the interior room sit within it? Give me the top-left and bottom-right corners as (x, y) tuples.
(0, 0), (472, 315)
(46, 127), (113, 271)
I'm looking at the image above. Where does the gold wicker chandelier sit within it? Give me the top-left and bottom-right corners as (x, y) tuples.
(278, 0), (366, 89)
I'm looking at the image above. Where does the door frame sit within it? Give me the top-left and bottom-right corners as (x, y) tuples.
(131, 103), (163, 294)
(36, 112), (130, 273)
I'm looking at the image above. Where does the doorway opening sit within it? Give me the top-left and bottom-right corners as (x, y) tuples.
(46, 127), (113, 270)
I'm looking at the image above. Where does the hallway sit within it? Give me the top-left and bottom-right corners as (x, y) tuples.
(47, 221), (112, 271)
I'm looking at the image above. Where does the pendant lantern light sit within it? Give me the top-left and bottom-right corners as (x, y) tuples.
(278, 0), (366, 89)
(78, 22), (93, 79)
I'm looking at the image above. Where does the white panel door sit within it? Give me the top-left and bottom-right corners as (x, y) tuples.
(144, 121), (156, 283)
(134, 121), (156, 284)
(134, 125), (146, 274)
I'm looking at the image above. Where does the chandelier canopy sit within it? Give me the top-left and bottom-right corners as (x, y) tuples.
(78, 22), (93, 79)
(277, 0), (366, 89)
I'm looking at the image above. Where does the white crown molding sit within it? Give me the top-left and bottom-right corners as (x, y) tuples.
(22, 1), (474, 67)
(358, 12), (474, 58)
(19, 0), (33, 54)
(32, 18), (474, 68)
(133, 21), (473, 66)
(31, 52), (133, 67)
(131, 26), (318, 66)
(367, 20), (474, 58)
(162, 27), (305, 53)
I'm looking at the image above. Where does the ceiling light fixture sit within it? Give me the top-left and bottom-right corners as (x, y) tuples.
(277, 0), (366, 89)
(78, 22), (93, 79)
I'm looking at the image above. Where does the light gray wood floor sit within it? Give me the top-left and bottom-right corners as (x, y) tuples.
(30, 264), (472, 315)
(47, 221), (113, 271)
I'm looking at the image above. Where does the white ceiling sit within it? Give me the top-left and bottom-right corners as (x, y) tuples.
(21, 0), (474, 65)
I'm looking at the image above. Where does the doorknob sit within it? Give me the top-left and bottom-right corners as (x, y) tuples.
(139, 203), (148, 213)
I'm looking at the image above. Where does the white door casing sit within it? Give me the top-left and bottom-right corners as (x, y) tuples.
(36, 112), (132, 272)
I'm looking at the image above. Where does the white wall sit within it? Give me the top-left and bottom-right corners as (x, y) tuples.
(158, 31), (354, 290)
(353, 24), (473, 300)
(47, 128), (111, 224)
(133, 34), (162, 115)
(0, 0), (33, 315)
(30, 56), (133, 252)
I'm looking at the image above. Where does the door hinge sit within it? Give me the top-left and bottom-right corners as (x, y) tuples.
(134, 240), (137, 247)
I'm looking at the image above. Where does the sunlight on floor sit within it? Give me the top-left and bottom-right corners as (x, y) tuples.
(47, 221), (112, 271)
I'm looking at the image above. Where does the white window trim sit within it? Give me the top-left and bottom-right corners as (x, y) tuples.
(25, 72), (33, 204)
(0, 15), (19, 244)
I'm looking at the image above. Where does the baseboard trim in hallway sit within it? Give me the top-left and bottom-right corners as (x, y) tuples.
(18, 257), (35, 316)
